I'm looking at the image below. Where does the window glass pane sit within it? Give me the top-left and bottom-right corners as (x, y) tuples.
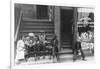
(37, 5), (48, 19)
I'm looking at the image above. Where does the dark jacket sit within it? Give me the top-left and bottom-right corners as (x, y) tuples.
(75, 41), (82, 50)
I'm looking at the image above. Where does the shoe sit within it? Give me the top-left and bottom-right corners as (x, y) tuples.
(73, 59), (76, 62)
(82, 59), (87, 61)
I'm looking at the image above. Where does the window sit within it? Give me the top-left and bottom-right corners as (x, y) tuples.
(37, 5), (49, 19)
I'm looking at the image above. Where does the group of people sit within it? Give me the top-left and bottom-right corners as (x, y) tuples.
(15, 32), (87, 64)
(15, 32), (59, 64)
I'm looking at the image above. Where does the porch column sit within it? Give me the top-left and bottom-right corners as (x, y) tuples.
(73, 8), (78, 49)
(54, 6), (61, 51)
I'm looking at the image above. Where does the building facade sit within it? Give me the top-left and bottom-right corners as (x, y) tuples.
(14, 3), (94, 64)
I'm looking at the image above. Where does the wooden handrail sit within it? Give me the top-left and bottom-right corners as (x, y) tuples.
(14, 10), (23, 42)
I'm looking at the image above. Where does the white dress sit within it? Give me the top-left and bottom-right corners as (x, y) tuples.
(16, 40), (25, 60)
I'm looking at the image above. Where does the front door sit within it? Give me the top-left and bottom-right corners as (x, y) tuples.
(60, 8), (74, 48)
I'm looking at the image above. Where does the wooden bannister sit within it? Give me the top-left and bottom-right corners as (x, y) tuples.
(14, 10), (23, 42)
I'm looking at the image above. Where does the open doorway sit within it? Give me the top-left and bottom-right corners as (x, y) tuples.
(60, 8), (74, 48)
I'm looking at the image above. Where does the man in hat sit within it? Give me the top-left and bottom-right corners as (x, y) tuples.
(38, 32), (47, 59)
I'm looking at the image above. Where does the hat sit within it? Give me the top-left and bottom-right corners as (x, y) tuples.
(28, 33), (35, 36)
(40, 30), (45, 33)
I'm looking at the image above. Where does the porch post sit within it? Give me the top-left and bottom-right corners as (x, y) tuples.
(54, 6), (61, 51)
(73, 8), (78, 51)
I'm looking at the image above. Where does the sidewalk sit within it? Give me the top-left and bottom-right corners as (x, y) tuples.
(15, 54), (94, 66)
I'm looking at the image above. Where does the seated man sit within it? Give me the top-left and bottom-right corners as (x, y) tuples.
(38, 32), (47, 59)
(50, 34), (60, 62)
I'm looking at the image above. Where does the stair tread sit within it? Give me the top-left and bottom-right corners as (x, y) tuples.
(22, 17), (52, 22)
(62, 45), (72, 47)
(19, 32), (54, 35)
(23, 22), (53, 25)
(62, 40), (72, 41)
(62, 41), (71, 43)
(62, 44), (72, 46)
(60, 48), (73, 53)
(20, 29), (54, 33)
(21, 27), (54, 29)
(61, 46), (72, 48)
(21, 26), (54, 28)
(62, 44), (72, 45)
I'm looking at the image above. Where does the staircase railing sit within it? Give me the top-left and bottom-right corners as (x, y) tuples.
(14, 10), (23, 42)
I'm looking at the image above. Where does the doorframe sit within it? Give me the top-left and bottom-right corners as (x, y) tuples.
(54, 6), (78, 51)
(54, 6), (61, 51)
(60, 7), (74, 46)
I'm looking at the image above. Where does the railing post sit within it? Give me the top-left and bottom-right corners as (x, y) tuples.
(14, 10), (22, 42)
(72, 7), (78, 60)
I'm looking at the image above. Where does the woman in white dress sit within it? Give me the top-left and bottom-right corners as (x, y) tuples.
(15, 38), (25, 63)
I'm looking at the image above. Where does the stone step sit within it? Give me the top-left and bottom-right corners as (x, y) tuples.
(22, 22), (53, 26)
(61, 46), (72, 49)
(62, 42), (72, 44)
(21, 25), (54, 29)
(20, 29), (54, 33)
(22, 17), (52, 23)
(59, 48), (73, 54)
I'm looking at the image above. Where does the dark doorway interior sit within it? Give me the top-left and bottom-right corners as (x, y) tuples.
(61, 9), (73, 48)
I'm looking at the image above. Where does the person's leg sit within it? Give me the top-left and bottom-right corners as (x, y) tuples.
(52, 47), (56, 63)
(37, 44), (40, 60)
(55, 47), (60, 62)
(25, 45), (30, 61)
(24, 45), (28, 62)
(80, 49), (86, 60)
(73, 49), (78, 62)
(33, 45), (38, 61)
(42, 43), (45, 59)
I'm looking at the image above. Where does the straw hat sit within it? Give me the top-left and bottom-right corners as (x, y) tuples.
(28, 33), (35, 36)
(40, 30), (45, 33)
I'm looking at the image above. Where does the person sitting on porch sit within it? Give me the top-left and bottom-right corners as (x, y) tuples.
(28, 33), (36, 46)
(38, 32), (47, 59)
(50, 34), (60, 62)
(15, 36), (25, 64)
(24, 33), (37, 60)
